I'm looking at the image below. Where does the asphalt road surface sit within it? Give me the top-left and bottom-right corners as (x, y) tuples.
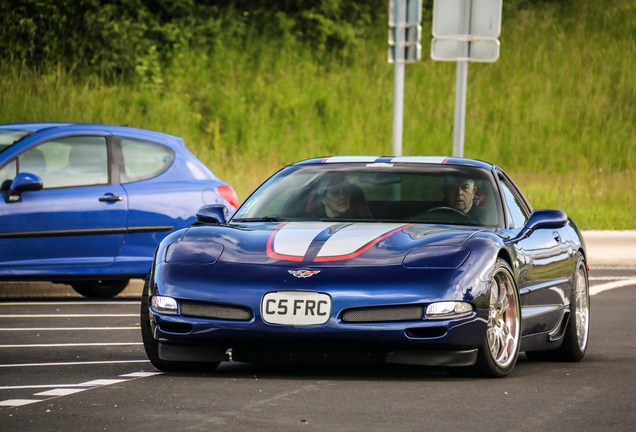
(1, 267), (635, 432)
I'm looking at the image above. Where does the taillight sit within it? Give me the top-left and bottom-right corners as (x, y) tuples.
(217, 185), (239, 209)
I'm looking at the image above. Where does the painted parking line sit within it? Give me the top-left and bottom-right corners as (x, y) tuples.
(119, 372), (159, 378)
(0, 301), (139, 306)
(0, 371), (162, 408)
(0, 359), (150, 369)
(0, 327), (139, 331)
(0, 399), (41, 407)
(590, 278), (636, 296)
(34, 388), (89, 397)
(78, 379), (130, 386)
(0, 342), (143, 348)
(0, 384), (109, 390)
(589, 276), (636, 281)
(0, 314), (138, 318)
(0, 373), (160, 390)
(590, 266), (636, 270)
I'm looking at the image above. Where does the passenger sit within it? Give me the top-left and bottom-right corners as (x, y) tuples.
(442, 176), (486, 223)
(317, 174), (353, 218)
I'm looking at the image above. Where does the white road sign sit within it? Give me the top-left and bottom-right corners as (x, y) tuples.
(433, 0), (502, 38)
(431, 37), (500, 62)
(388, 0), (423, 63)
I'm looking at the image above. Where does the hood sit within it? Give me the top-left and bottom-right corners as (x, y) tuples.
(178, 221), (483, 267)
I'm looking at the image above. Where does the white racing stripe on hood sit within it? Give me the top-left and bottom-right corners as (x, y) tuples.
(390, 156), (447, 164)
(272, 222), (332, 258)
(317, 223), (406, 258)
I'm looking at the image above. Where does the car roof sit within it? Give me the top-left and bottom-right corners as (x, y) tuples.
(0, 122), (184, 146)
(293, 156), (495, 170)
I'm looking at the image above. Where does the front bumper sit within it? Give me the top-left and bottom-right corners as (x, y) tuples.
(149, 261), (492, 367)
(157, 340), (478, 367)
(150, 309), (486, 367)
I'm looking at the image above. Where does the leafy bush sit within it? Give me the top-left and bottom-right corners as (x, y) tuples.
(0, 0), (386, 79)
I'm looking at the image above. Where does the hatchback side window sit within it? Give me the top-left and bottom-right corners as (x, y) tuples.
(119, 138), (174, 183)
(500, 181), (529, 229)
(0, 159), (17, 191)
(20, 136), (109, 189)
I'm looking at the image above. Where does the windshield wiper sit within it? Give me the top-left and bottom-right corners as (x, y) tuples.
(232, 216), (283, 222)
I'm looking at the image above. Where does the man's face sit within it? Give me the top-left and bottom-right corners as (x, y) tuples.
(443, 178), (476, 213)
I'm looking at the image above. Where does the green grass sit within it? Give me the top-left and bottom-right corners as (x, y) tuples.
(1, 0), (634, 229)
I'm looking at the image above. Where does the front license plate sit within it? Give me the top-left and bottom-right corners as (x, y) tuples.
(262, 291), (331, 325)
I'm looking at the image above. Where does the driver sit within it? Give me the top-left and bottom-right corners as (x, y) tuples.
(442, 176), (486, 223)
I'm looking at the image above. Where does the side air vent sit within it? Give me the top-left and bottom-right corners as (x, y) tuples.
(181, 301), (252, 321)
(158, 322), (193, 334)
(342, 306), (422, 323)
(405, 327), (447, 338)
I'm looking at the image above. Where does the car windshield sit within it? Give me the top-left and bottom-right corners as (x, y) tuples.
(232, 163), (504, 227)
(0, 129), (32, 154)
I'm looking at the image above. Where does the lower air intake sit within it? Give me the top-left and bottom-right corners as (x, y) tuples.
(181, 301), (252, 321)
(342, 306), (422, 323)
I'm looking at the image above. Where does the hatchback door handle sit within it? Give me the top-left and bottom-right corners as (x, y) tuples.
(99, 195), (123, 202)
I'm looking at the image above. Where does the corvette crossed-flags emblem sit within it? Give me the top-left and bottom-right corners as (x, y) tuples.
(288, 270), (321, 278)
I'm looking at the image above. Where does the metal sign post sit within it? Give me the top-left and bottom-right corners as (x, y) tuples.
(389, 0), (422, 157)
(452, 0), (471, 158)
(431, 0), (502, 157)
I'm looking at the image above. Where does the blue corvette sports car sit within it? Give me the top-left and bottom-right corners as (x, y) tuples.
(142, 156), (590, 377)
(0, 123), (238, 297)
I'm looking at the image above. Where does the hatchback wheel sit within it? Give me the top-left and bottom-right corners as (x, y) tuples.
(70, 279), (130, 298)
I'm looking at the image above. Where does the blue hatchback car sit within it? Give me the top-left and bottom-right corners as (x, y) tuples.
(0, 123), (239, 298)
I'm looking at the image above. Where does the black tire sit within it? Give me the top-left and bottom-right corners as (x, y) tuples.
(70, 279), (129, 298)
(525, 253), (590, 362)
(449, 259), (521, 378)
(140, 272), (220, 372)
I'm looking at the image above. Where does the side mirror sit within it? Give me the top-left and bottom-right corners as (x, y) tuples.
(512, 209), (567, 242)
(525, 209), (568, 231)
(5, 172), (43, 203)
(196, 204), (228, 225)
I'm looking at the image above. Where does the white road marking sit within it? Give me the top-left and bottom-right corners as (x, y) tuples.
(0, 314), (137, 318)
(0, 399), (42, 407)
(78, 379), (129, 386)
(119, 371), (162, 378)
(0, 342), (142, 348)
(590, 266), (636, 270)
(0, 384), (101, 390)
(0, 374), (162, 390)
(0, 371), (163, 408)
(0, 327), (139, 331)
(589, 276), (635, 281)
(0, 301), (138, 306)
(590, 278), (636, 296)
(0, 360), (149, 368)
(34, 388), (89, 397)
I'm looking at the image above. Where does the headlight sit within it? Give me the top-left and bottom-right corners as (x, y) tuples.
(164, 240), (224, 264)
(426, 301), (472, 319)
(402, 246), (470, 269)
(151, 296), (178, 314)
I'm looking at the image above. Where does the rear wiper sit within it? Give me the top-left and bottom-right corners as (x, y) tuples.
(232, 216), (283, 222)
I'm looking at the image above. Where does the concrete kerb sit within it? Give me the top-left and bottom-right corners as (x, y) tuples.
(583, 231), (636, 267)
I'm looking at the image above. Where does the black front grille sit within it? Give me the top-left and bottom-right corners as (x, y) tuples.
(341, 306), (423, 323)
(180, 301), (252, 321)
